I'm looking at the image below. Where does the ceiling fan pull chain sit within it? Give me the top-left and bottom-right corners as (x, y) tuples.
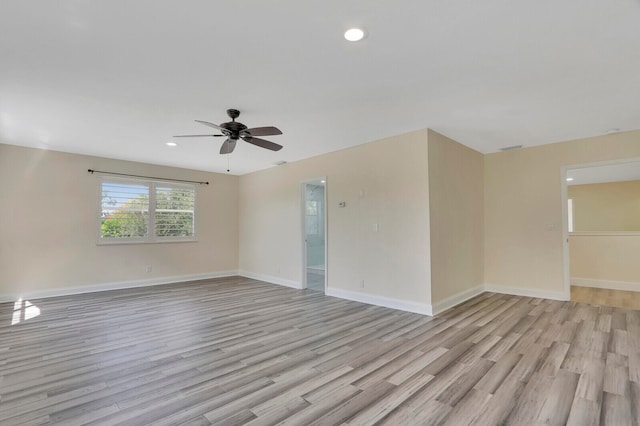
(227, 156), (230, 173)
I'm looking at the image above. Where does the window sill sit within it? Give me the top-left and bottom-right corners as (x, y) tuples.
(569, 231), (640, 236)
(97, 238), (197, 246)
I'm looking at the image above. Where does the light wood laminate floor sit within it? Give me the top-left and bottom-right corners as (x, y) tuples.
(572, 285), (640, 310)
(1, 277), (639, 425)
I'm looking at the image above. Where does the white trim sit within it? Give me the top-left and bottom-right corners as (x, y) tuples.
(560, 165), (572, 301)
(431, 285), (485, 315)
(572, 277), (640, 292)
(569, 231), (640, 236)
(484, 283), (568, 301)
(238, 270), (303, 290)
(0, 271), (239, 303)
(325, 287), (433, 316)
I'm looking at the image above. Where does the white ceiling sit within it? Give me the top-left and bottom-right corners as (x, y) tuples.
(1, 1), (640, 175)
(567, 161), (640, 185)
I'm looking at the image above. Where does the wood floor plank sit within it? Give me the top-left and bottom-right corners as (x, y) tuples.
(473, 350), (521, 394)
(441, 388), (492, 426)
(537, 369), (580, 425)
(601, 391), (633, 425)
(1, 277), (638, 425)
(566, 397), (601, 426)
(504, 372), (553, 425)
(306, 380), (396, 426)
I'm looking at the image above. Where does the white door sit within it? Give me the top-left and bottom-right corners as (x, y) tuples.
(303, 179), (326, 292)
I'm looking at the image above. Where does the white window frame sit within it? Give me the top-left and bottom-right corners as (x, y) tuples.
(567, 198), (574, 233)
(97, 176), (197, 245)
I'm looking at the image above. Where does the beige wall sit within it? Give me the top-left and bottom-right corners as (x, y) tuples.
(427, 130), (484, 304)
(568, 180), (640, 232)
(484, 130), (640, 296)
(5, 127), (640, 310)
(239, 130), (432, 305)
(0, 144), (239, 298)
(570, 235), (640, 285)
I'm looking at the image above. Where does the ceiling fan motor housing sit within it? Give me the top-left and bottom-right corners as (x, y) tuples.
(221, 121), (247, 139)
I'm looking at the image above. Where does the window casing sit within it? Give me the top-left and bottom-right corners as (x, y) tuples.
(98, 177), (196, 244)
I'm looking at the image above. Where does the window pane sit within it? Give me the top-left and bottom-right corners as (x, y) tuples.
(568, 198), (574, 233)
(155, 185), (195, 237)
(306, 200), (318, 215)
(100, 182), (149, 239)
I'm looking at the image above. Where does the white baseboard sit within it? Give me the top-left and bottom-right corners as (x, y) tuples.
(0, 270), (240, 303)
(325, 287), (433, 316)
(1, 272), (574, 317)
(238, 270), (303, 290)
(431, 285), (485, 315)
(484, 283), (568, 301)
(572, 277), (640, 292)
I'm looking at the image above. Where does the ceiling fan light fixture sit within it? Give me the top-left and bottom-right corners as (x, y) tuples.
(180, 109), (283, 155)
(344, 28), (366, 42)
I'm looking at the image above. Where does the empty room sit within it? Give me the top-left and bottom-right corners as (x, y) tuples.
(1, 1), (640, 425)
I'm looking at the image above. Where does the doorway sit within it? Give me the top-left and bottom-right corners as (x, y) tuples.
(302, 179), (327, 292)
(562, 158), (640, 308)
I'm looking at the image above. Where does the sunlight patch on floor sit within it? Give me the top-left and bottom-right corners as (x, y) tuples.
(11, 298), (41, 325)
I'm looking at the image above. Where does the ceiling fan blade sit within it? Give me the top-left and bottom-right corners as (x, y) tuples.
(219, 138), (237, 154)
(173, 134), (225, 138)
(241, 126), (283, 137)
(242, 136), (283, 151)
(195, 120), (229, 134)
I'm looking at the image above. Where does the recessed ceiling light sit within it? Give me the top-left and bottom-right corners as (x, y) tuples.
(166, 142), (177, 147)
(566, 177), (574, 182)
(344, 28), (366, 42)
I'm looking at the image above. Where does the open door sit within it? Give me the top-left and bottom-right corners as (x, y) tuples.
(302, 179), (327, 292)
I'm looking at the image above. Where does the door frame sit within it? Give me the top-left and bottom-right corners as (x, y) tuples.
(301, 177), (327, 292)
(561, 156), (640, 300)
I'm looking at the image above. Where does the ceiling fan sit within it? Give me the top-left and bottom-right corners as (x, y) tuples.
(174, 109), (283, 154)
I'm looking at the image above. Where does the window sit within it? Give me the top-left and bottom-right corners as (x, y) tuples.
(306, 200), (319, 235)
(99, 177), (196, 243)
(567, 198), (574, 233)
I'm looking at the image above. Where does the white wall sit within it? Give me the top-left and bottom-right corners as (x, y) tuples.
(0, 144), (239, 300)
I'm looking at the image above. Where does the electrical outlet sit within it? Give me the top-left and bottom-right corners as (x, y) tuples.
(146, 266), (152, 273)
